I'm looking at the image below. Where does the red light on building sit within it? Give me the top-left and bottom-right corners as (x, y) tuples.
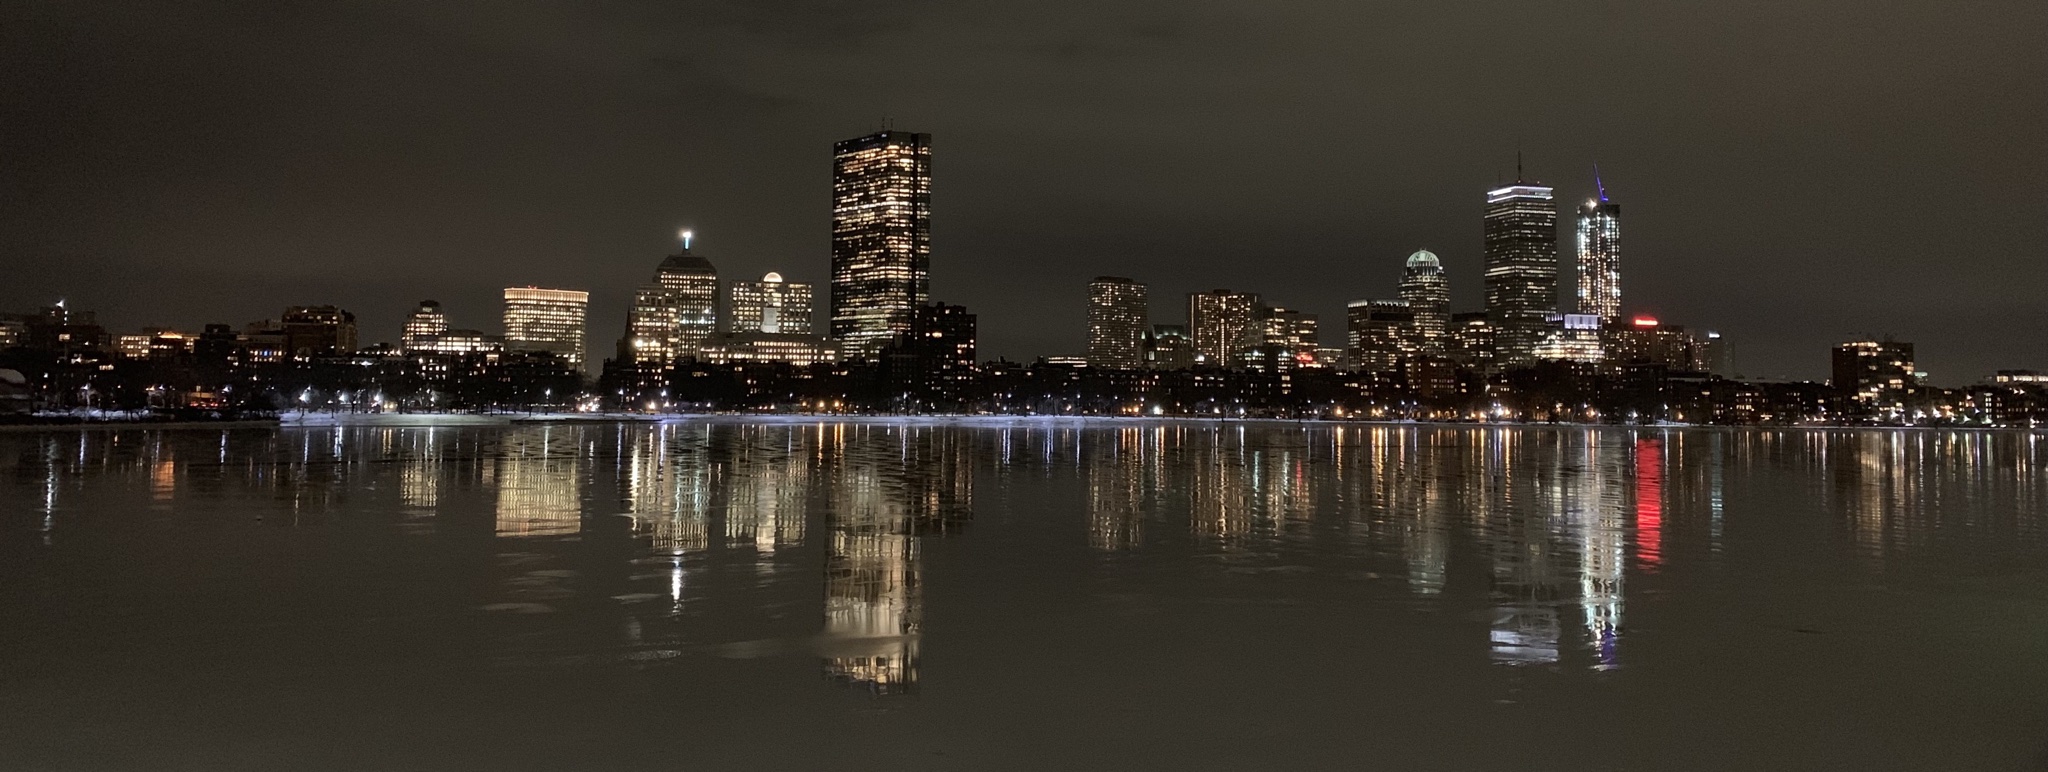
(1631, 316), (1660, 328)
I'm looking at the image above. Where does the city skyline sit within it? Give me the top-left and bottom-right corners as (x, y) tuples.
(3, 3), (2042, 384)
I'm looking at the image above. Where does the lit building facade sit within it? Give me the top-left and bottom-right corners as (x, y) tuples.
(1832, 339), (1916, 410)
(697, 332), (841, 366)
(624, 283), (680, 365)
(1483, 182), (1559, 368)
(1086, 277), (1149, 370)
(1399, 249), (1451, 353)
(1576, 197), (1622, 321)
(728, 272), (814, 336)
(114, 329), (194, 360)
(1603, 316), (1703, 371)
(1446, 311), (1495, 373)
(502, 287), (590, 369)
(1187, 290), (1259, 366)
(402, 301), (448, 352)
(1535, 314), (1606, 363)
(831, 130), (932, 360)
(658, 249), (719, 354)
(1347, 300), (1417, 373)
(410, 329), (502, 355)
(1246, 306), (1320, 370)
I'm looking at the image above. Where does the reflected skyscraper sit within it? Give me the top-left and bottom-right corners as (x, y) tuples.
(494, 435), (583, 537)
(624, 425), (713, 553)
(820, 427), (974, 693)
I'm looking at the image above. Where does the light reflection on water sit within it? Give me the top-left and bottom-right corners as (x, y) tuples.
(1, 421), (2044, 767)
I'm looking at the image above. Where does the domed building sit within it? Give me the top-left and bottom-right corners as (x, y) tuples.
(1398, 249), (1451, 352)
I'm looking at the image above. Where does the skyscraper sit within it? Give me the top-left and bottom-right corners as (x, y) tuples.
(623, 234), (719, 366)
(656, 243), (719, 354)
(1346, 300), (1417, 373)
(1187, 290), (1259, 366)
(503, 287), (589, 368)
(1086, 277), (1148, 370)
(1576, 185), (1622, 321)
(1484, 173), (1559, 369)
(401, 300), (447, 352)
(624, 283), (680, 365)
(728, 272), (815, 335)
(1398, 249), (1451, 353)
(832, 130), (932, 360)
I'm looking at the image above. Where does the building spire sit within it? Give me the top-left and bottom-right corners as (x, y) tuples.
(1516, 148), (1524, 183)
(679, 229), (693, 251)
(1594, 163), (1608, 201)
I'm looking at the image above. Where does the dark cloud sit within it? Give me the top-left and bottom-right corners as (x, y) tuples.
(2, 0), (2043, 383)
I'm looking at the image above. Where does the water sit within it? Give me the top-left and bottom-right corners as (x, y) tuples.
(2, 419), (2045, 770)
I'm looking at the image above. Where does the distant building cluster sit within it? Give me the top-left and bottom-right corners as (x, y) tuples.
(1, 136), (2040, 427)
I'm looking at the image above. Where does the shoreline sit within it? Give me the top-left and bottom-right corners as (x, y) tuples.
(3, 412), (2038, 433)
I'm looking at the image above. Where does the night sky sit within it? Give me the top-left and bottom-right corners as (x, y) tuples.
(4, 1), (2043, 383)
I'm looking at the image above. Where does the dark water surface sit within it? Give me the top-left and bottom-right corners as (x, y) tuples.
(2, 419), (2045, 770)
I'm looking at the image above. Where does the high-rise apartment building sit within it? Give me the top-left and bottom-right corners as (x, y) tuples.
(624, 284), (680, 366)
(503, 287), (590, 368)
(1347, 300), (1417, 373)
(882, 302), (977, 412)
(1576, 193), (1622, 322)
(1399, 249), (1451, 353)
(401, 300), (447, 352)
(728, 272), (814, 335)
(832, 130), (932, 360)
(1832, 339), (1916, 411)
(1484, 177), (1559, 369)
(1187, 290), (1259, 366)
(1446, 311), (1496, 373)
(1086, 277), (1149, 370)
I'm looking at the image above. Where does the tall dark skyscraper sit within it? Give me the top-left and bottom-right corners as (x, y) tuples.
(1576, 180), (1622, 321)
(1484, 173), (1559, 369)
(1398, 249), (1451, 353)
(831, 130), (932, 360)
(1086, 277), (1148, 370)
